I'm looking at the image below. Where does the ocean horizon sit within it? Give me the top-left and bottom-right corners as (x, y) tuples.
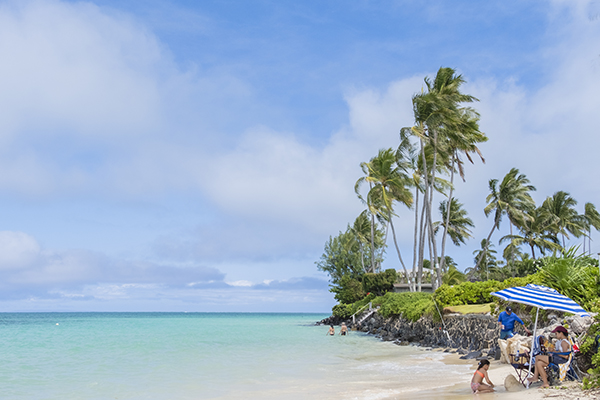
(0, 312), (473, 399)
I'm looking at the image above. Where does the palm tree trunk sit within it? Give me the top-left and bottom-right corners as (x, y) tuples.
(428, 128), (442, 288)
(509, 222), (515, 278)
(427, 222), (435, 289)
(368, 182), (375, 273)
(439, 153), (456, 279)
(474, 215), (500, 271)
(529, 243), (536, 259)
(390, 216), (410, 284)
(417, 195), (427, 292)
(411, 188), (420, 292)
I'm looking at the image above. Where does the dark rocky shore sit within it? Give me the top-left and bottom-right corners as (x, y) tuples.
(318, 312), (560, 360)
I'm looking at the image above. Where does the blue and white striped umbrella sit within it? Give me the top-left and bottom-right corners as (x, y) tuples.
(491, 284), (590, 317)
(492, 284), (589, 388)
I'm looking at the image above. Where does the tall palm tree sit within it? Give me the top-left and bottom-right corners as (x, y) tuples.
(438, 110), (486, 277)
(475, 168), (536, 271)
(404, 67), (479, 288)
(540, 191), (586, 248)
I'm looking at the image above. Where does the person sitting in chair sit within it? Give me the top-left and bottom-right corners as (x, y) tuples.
(527, 326), (571, 388)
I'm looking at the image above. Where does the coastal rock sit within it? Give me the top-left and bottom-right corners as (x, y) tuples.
(459, 350), (482, 359)
(565, 315), (593, 335)
(346, 308), (592, 358)
(504, 374), (524, 392)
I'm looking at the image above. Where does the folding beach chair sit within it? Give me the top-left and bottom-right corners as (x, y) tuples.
(546, 336), (580, 386)
(546, 350), (573, 386)
(509, 335), (544, 386)
(509, 352), (533, 386)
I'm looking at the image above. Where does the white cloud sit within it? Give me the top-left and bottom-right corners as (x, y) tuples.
(0, 0), (164, 140)
(0, 231), (41, 269)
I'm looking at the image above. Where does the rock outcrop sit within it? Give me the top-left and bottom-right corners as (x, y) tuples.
(318, 311), (594, 361)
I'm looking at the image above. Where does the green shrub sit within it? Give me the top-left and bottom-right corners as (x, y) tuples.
(332, 303), (353, 319)
(350, 292), (378, 315)
(378, 292), (434, 321)
(435, 273), (541, 307)
(581, 315), (600, 389)
(330, 275), (365, 304)
(362, 269), (397, 296)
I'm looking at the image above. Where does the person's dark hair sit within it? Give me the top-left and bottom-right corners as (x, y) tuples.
(477, 359), (490, 370)
(330, 325), (334, 328)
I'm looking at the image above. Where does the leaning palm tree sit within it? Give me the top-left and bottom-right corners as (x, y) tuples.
(500, 207), (560, 259)
(437, 109), (486, 278)
(403, 67), (480, 288)
(355, 148), (413, 276)
(474, 168), (536, 271)
(583, 202), (600, 255)
(539, 191), (586, 248)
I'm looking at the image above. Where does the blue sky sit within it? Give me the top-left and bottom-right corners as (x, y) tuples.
(0, 0), (598, 312)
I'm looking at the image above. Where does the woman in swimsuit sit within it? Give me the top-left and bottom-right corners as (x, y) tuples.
(327, 325), (335, 335)
(471, 359), (494, 393)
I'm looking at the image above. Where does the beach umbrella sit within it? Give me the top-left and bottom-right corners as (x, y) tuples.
(490, 284), (590, 388)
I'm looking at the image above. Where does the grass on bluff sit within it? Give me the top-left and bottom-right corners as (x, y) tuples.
(444, 303), (493, 314)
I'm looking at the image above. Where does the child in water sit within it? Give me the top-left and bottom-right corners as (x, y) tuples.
(471, 359), (494, 393)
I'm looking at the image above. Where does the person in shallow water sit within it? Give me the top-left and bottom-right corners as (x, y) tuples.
(339, 323), (348, 335)
(471, 359), (495, 393)
(327, 325), (335, 335)
(498, 306), (531, 339)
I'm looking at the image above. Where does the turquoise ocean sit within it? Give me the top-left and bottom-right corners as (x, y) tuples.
(0, 313), (474, 399)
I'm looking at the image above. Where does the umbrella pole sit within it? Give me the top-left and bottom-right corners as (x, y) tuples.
(526, 307), (539, 389)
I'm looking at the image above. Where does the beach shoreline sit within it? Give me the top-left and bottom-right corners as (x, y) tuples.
(405, 349), (598, 400)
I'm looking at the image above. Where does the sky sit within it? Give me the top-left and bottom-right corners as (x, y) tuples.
(0, 0), (599, 312)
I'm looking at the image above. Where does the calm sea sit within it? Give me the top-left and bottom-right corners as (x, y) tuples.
(0, 313), (473, 399)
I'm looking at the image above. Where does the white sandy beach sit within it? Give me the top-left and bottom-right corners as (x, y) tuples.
(412, 351), (600, 400)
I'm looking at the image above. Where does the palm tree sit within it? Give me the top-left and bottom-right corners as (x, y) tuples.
(404, 67), (479, 288)
(500, 207), (560, 259)
(442, 265), (466, 285)
(583, 203), (600, 255)
(350, 210), (372, 273)
(540, 191), (586, 248)
(475, 168), (536, 271)
(469, 239), (497, 281)
(355, 148), (413, 276)
(435, 198), (474, 248)
(437, 109), (486, 278)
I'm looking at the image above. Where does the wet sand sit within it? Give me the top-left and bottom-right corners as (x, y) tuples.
(405, 350), (599, 400)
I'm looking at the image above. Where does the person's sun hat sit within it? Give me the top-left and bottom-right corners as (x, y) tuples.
(552, 326), (568, 335)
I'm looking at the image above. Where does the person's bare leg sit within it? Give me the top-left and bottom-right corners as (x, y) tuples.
(539, 367), (549, 388)
(528, 360), (542, 382)
(477, 383), (494, 393)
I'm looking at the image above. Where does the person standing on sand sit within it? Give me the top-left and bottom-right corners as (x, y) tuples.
(339, 323), (348, 335)
(327, 325), (335, 335)
(471, 359), (494, 393)
(498, 306), (531, 339)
